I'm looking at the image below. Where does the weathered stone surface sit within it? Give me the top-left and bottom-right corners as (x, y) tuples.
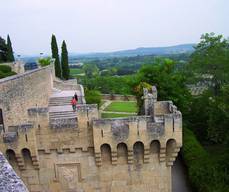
(8, 123), (34, 133)
(147, 122), (164, 137)
(28, 107), (48, 116)
(0, 152), (28, 192)
(49, 117), (78, 129)
(3, 132), (17, 143)
(0, 125), (3, 133)
(111, 121), (129, 141)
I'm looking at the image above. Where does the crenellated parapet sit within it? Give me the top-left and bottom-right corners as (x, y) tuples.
(93, 86), (182, 167)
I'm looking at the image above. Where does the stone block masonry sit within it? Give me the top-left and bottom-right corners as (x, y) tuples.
(0, 66), (53, 130)
(0, 65), (182, 192)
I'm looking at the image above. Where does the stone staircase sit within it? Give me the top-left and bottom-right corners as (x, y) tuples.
(49, 96), (83, 107)
(48, 95), (78, 129)
(49, 96), (72, 107)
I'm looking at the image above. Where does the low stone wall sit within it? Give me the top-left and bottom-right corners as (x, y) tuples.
(0, 152), (28, 192)
(102, 94), (136, 101)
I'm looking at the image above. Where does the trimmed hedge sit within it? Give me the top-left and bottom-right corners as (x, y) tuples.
(182, 128), (229, 192)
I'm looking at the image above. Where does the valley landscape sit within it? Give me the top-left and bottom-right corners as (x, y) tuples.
(0, 0), (229, 192)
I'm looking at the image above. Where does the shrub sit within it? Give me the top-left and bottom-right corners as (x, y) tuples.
(38, 57), (52, 67)
(0, 70), (16, 79)
(0, 65), (12, 73)
(85, 90), (102, 106)
(182, 128), (229, 192)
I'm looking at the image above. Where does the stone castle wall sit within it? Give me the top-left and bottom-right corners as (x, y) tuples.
(0, 67), (182, 192)
(0, 66), (53, 131)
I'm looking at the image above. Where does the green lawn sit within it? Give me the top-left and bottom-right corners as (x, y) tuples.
(70, 68), (84, 75)
(104, 101), (137, 113)
(101, 113), (134, 118)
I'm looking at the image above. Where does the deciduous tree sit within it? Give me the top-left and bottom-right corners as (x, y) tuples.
(189, 33), (229, 95)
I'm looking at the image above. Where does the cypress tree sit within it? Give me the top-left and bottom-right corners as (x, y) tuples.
(6, 35), (15, 62)
(61, 40), (70, 80)
(51, 34), (61, 78)
(0, 37), (8, 63)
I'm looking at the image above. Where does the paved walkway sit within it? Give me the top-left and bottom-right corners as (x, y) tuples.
(99, 100), (112, 111)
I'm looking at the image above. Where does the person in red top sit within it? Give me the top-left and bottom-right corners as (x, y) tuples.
(71, 97), (77, 111)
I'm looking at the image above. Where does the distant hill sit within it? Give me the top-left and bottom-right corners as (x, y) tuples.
(20, 44), (195, 63)
(74, 44), (195, 59)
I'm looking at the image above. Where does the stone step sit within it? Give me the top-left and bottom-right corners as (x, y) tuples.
(49, 97), (83, 103)
(49, 96), (73, 100)
(49, 100), (79, 103)
(49, 102), (82, 107)
(49, 100), (82, 106)
(49, 111), (76, 116)
(49, 102), (71, 105)
(49, 112), (76, 118)
(49, 110), (76, 113)
(49, 114), (76, 118)
(49, 100), (72, 103)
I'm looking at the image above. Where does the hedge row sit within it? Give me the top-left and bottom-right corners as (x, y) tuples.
(182, 128), (229, 192)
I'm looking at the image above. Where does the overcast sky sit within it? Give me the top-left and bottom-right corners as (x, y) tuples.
(1, 0), (229, 55)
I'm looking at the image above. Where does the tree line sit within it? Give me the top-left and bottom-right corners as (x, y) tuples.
(132, 33), (229, 191)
